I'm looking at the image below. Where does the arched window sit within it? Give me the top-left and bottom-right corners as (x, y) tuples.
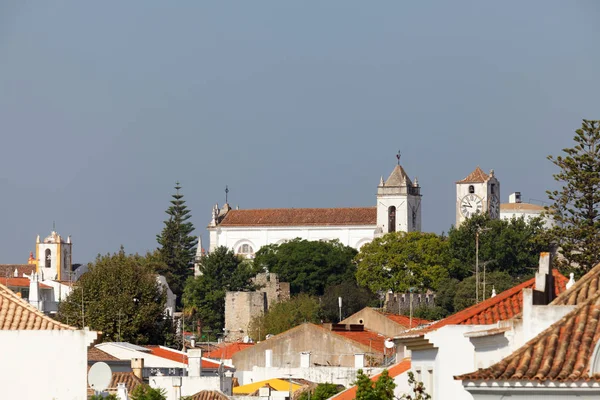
(45, 249), (52, 269)
(469, 185), (475, 194)
(388, 206), (396, 233)
(238, 244), (254, 255)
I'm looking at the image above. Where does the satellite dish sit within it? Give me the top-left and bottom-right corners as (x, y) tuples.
(384, 339), (395, 349)
(88, 362), (112, 393)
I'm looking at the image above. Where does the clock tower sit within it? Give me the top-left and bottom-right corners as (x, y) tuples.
(377, 162), (422, 235)
(456, 166), (500, 227)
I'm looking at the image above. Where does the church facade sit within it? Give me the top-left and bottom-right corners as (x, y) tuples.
(208, 163), (422, 257)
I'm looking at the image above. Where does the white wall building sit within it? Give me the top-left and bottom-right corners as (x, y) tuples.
(456, 167), (500, 227)
(208, 163), (422, 256)
(500, 191), (555, 229)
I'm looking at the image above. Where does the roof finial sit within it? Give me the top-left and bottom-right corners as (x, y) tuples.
(566, 272), (576, 290)
(396, 150), (401, 165)
(225, 185), (229, 204)
(491, 286), (497, 298)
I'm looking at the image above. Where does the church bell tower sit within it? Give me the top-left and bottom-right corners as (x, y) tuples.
(376, 158), (422, 235)
(35, 231), (72, 281)
(456, 166), (500, 227)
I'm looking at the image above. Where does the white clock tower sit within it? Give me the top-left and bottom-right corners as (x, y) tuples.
(456, 166), (500, 227)
(377, 162), (422, 235)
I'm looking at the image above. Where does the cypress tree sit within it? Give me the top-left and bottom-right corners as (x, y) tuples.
(547, 119), (600, 275)
(157, 182), (198, 303)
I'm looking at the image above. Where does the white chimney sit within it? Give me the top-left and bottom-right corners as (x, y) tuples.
(300, 352), (311, 368)
(509, 192), (522, 204)
(265, 349), (273, 368)
(28, 273), (40, 310)
(116, 383), (128, 400)
(187, 349), (203, 377)
(354, 353), (365, 369)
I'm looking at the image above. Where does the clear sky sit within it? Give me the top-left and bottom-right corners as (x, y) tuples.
(1, 1), (599, 264)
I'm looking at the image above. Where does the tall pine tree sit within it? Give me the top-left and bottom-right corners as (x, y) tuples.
(157, 182), (198, 303)
(547, 119), (600, 275)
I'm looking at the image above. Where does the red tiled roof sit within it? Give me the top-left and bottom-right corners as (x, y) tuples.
(88, 347), (119, 362)
(109, 372), (143, 393)
(381, 313), (431, 329)
(145, 346), (223, 368)
(457, 167), (490, 183)
(2, 277), (51, 289)
(0, 265), (35, 278)
(218, 207), (377, 227)
(457, 292), (600, 382)
(188, 390), (230, 400)
(551, 262), (600, 306)
(397, 270), (568, 338)
(330, 328), (386, 354)
(0, 283), (74, 330)
(332, 359), (411, 400)
(205, 342), (254, 359)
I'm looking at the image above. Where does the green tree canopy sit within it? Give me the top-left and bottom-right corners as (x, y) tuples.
(400, 371), (431, 400)
(297, 383), (342, 400)
(355, 369), (396, 400)
(453, 270), (519, 312)
(253, 239), (358, 295)
(156, 182), (198, 302)
(248, 294), (322, 341)
(130, 385), (167, 400)
(56, 248), (172, 344)
(448, 213), (547, 280)
(355, 232), (451, 294)
(546, 119), (600, 276)
(183, 246), (258, 333)
(320, 281), (377, 323)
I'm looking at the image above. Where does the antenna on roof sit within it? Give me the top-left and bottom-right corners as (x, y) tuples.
(225, 185), (229, 204)
(396, 150), (401, 165)
(53, 221), (56, 231)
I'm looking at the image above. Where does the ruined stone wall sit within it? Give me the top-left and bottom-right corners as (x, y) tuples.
(252, 273), (290, 309)
(224, 291), (266, 342)
(384, 291), (436, 313)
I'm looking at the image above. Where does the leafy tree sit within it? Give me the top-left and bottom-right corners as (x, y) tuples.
(400, 371), (431, 400)
(355, 369), (396, 400)
(157, 182), (198, 302)
(90, 395), (118, 400)
(432, 277), (459, 316)
(453, 270), (519, 312)
(297, 383), (341, 400)
(409, 305), (447, 321)
(248, 294), (322, 341)
(546, 120), (600, 276)
(320, 281), (378, 322)
(355, 232), (451, 295)
(253, 239), (358, 296)
(56, 248), (172, 344)
(183, 246), (257, 333)
(130, 385), (167, 400)
(448, 213), (547, 280)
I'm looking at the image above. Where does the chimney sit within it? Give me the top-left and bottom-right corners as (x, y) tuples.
(533, 252), (554, 305)
(300, 352), (311, 368)
(265, 349), (273, 368)
(116, 383), (128, 400)
(188, 349), (203, 377)
(29, 273), (40, 310)
(131, 358), (144, 380)
(509, 192), (522, 204)
(354, 353), (365, 369)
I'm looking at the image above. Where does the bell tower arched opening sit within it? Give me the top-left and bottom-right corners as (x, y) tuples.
(388, 206), (396, 233)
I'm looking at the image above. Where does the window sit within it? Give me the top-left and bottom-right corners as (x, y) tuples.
(388, 206), (396, 233)
(238, 244), (254, 255)
(491, 183), (496, 195)
(45, 249), (52, 269)
(468, 185), (475, 194)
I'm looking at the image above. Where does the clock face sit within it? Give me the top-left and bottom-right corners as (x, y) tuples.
(489, 195), (500, 218)
(460, 194), (483, 218)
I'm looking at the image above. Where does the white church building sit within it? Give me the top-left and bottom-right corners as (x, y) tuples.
(208, 163), (422, 257)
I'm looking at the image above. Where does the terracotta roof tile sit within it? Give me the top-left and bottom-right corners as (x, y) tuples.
(456, 292), (600, 382)
(218, 207), (376, 227)
(205, 342), (254, 359)
(331, 359), (411, 400)
(88, 347), (119, 362)
(500, 203), (545, 212)
(380, 312), (431, 329)
(2, 277), (51, 289)
(144, 346), (224, 368)
(188, 390), (230, 400)
(330, 328), (386, 354)
(551, 262), (600, 306)
(0, 283), (74, 330)
(457, 167), (490, 184)
(397, 270), (568, 339)
(0, 265), (35, 278)
(109, 372), (143, 393)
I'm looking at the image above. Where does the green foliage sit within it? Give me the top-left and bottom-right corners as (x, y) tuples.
(432, 277), (459, 315)
(546, 120), (600, 276)
(320, 281), (378, 322)
(156, 183), (198, 302)
(453, 270), (519, 312)
(248, 294), (322, 341)
(90, 395), (118, 400)
(130, 385), (167, 400)
(183, 246), (257, 333)
(399, 371), (431, 400)
(355, 369), (396, 400)
(297, 383), (341, 400)
(355, 232), (451, 294)
(410, 305), (448, 321)
(253, 239), (358, 295)
(56, 248), (172, 344)
(448, 213), (547, 280)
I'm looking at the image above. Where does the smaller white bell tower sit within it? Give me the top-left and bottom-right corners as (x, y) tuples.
(456, 167), (500, 227)
(35, 231), (73, 281)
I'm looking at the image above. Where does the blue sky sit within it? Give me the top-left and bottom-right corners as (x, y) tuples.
(1, 1), (599, 263)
